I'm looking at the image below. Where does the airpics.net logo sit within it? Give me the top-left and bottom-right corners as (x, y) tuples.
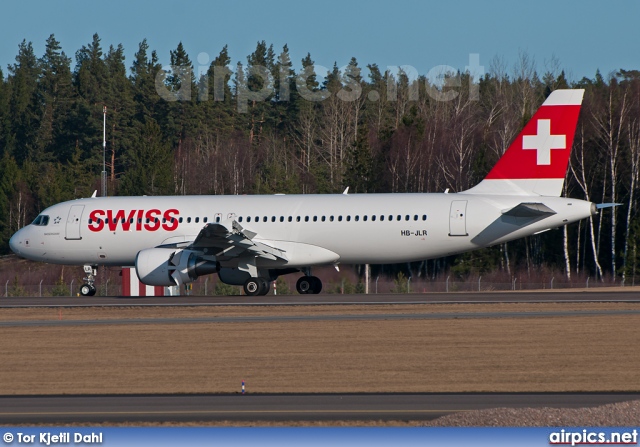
(549, 429), (639, 446)
(154, 53), (484, 112)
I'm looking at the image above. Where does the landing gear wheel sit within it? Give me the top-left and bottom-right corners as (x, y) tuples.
(81, 265), (98, 297)
(309, 276), (322, 294)
(80, 283), (96, 297)
(297, 276), (321, 294)
(244, 277), (270, 296)
(296, 276), (312, 294)
(258, 278), (271, 296)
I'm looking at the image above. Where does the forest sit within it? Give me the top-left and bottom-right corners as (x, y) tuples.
(0, 33), (639, 284)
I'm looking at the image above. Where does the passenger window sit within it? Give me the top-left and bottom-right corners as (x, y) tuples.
(280, 216), (284, 222)
(296, 216), (301, 222)
(204, 217), (208, 223)
(179, 217), (183, 223)
(187, 217), (192, 223)
(313, 216), (317, 222)
(338, 216), (343, 222)
(413, 215), (418, 221)
(422, 215), (427, 221)
(216, 216), (221, 223)
(397, 215), (401, 221)
(305, 216), (309, 222)
(238, 216), (243, 223)
(389, 215), (393, 221)
(271, 216), (276, 222)
(405, 215), (410, 221)
(321, 216), (326, 222)
(355, 215), (359, 221)
(196, 217), (200, 223)
(371, 215), (376, 221)
(363, 215), (368, 221)
(247, 216), (251, 222)
(330, 216), (334, 222)
(288, 216), (292, 222)
(263, 216), (267, 222)
(380, 215), (384, 221)
(347, 216), (351, 222)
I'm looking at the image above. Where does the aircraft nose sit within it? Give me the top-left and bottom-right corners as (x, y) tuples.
(9, 231), (21, 255)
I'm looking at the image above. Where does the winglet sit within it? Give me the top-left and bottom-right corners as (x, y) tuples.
(343, 187), (349, 195)
(91, 190), (97, 198)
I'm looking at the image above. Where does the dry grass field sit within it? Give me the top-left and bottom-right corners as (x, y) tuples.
(1, 303), (639, 395)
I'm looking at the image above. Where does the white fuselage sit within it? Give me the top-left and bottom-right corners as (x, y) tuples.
(9, 193), (594, 268)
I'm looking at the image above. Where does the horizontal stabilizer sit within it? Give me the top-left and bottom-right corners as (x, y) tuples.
(502, 202), (556, 218)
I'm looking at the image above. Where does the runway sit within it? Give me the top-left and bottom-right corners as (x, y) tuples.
(0, 393), (637, 424)
(2, 290), (640, 308)
(1, 309), (640, 328)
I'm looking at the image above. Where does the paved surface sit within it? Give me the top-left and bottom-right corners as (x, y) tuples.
(1, 309), (640, 328)
(0, 393), (637, 424)
(2, 291), (640, 307)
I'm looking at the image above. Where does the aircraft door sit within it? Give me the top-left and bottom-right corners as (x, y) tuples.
(449, 200), (468, 236)
(65, 205), (85, 240)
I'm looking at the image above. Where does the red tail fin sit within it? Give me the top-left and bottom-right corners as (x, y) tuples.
(465, 89), (584, 196)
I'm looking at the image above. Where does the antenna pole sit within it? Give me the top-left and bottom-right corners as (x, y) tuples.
(102, 106), (107, 197)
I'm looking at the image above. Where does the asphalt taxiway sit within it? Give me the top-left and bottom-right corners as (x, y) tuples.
(0, 393), (637, 424)
(2, 290), (640, 308)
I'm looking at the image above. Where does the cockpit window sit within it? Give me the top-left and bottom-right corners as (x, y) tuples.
(32, 215), (50, 226)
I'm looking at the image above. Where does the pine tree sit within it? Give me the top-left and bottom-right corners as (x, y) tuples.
(343, 123), (373, 193)
(36, 34), (75, 163)
(71, 33), (108, 165)
(203, 45), (235, 136)
(104, 44), (135, 187)
(7, 40), (40, 163)
(130, 39), (162, 123)
(119, 119), (174, 196)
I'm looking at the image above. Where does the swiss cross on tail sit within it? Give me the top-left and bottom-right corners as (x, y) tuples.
(465, 89), (584, 196)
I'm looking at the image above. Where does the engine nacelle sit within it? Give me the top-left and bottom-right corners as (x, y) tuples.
(135, 248), (219, 286)
(218, 268), (251, 286)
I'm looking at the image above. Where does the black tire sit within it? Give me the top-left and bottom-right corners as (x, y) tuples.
(243, 277), (261, 296)
(296, 276), (312, 294)
(309, 276), (322, 294)
(257, 277), (271, 296)
(88, 285), (97, 296)
(80, 284), (93, 296)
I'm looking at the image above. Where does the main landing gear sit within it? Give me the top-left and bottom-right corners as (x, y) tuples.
(242, 275), (323, 296)
(243, 277), (271, 296)
(80, 265), (97, 296)
(296, 276), (322, 294)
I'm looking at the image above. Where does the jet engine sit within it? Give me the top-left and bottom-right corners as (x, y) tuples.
(135, 248), (219, 286)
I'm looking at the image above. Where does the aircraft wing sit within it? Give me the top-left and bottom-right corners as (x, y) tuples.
(189, 221), (288, 262)
(502, 202), (556, 218)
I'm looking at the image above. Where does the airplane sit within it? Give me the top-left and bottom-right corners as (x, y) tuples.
(9, 89), (596, 297)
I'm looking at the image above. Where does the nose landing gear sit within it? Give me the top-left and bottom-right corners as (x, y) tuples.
(80, 265), (97, 296)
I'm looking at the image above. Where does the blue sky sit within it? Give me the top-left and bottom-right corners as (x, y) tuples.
(1, 0), (638, 82)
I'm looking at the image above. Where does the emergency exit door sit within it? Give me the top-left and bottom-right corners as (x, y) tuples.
(65, 205), (85, 240)
(449, 200), (468, 236)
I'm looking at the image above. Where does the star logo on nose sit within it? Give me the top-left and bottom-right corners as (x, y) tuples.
(53, 216), (61, 224)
